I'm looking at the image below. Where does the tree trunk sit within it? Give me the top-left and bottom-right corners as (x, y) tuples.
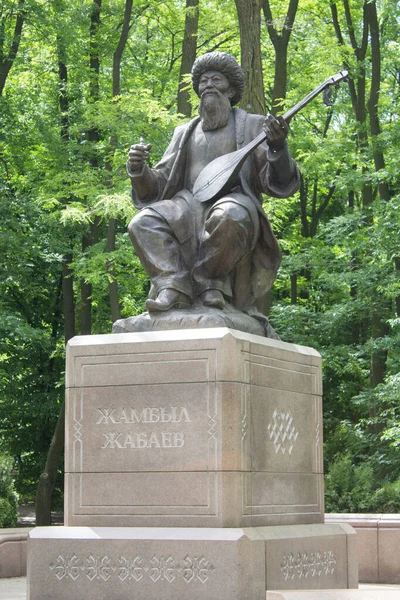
(177, 0), (199, 118)
(105, 219), (121, 323)
(62, 255), (76, 344)
(270, 41), (288, 115)
(396, 258), (400, 318)
(86, 0), (101, 158)
(330, 1), (372, 208)
(35, 16), (75, 526)
(57, 32), (75, 344)
(112, 0), (132, 97)
(57, 34), (69, 143)
(330, 0), (371, 348)
(299, 175), (310, 238)
(81, 223), (100, 335)
(331, 1), (390, 389)
(234, 0), (265, 115)
(262, 0), (298, 114)
(0, 0), (25, 97)
(89, 0), (101, 102)
(35, 403), (65, 526)
(290, 274), (297, 304)
(366, 0), (390, 202)
(103, 0), (134, 321)
(81, 0), (102, 332)
(370, 311), (389, 388)
(365, 0), (390, 391)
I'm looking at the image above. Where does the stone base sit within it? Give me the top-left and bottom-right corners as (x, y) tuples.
(28, 526), (265, 600)
(65, 328), (324, 528)
(261, 523), (358, 590)
(112, 305), (279, 338)
(27, 524), (357, 599)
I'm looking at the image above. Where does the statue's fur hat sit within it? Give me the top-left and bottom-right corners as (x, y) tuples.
(191, 52), (245, 106)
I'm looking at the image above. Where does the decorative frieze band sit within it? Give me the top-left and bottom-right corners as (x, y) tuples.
(50, 554), (215, 584)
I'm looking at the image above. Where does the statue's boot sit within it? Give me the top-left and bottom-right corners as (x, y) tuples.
(146, 288), (191, 312)
(200, 289), (225, 309)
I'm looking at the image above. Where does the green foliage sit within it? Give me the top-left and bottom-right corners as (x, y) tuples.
(271, 192), (400, 511)
(372, 481), (400, 513)
(0, 177), (65, 500)
(325, 455), (375, 513)
(0, 455), (19, 527)
(325, 453), (400, 514)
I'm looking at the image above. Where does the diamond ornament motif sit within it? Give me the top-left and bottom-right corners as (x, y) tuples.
(207, 415), (217, 440)
(73, 418), (83, 442)
(267, 409), (299, 455)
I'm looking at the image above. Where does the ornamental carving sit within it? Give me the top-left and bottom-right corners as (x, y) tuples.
(267, 409), (299, 455)
(281, 550), (336, 581)
(50, 554), (215, 584)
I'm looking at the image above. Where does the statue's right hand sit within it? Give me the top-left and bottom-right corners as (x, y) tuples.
(127, 142), (152, 174)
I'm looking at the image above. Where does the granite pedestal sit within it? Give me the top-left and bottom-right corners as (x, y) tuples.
(27, 328), (358, 598)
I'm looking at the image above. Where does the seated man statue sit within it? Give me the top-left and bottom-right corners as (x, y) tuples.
(127, 52), (300, 321)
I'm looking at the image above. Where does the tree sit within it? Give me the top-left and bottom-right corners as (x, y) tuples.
(177, 0), (199, 117)
(262, 0), (298, 114)
(0, 0), (25, 96)
(234, 0), (265, 115)
(330, 0), (391, 388)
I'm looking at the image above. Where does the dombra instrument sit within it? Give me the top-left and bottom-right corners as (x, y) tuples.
(193, 70), (348, 203)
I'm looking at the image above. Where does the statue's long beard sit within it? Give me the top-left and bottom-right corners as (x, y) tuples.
(199, 91), (232, 131)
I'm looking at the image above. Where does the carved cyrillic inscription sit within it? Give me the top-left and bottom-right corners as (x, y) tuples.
(102, 431), (185, 449)
(50, 554), (216, 584)
(281, 550), (336, 581)
(96, 406), (191, 425)
(96, 406), (191, 450)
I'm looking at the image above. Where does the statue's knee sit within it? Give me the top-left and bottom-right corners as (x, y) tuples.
(209, 202), (251, 229)
(128, 209), (152, 241)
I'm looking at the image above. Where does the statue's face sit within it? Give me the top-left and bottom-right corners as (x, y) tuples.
(198, 70), (233, 100)
(198, 69), (233, 131)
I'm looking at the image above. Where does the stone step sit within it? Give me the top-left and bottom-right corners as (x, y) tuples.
(267, 588), (400, 599)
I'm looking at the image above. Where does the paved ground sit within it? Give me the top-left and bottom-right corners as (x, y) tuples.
(267, 587), (400, 599)
(1, 579), (399, 600)
(0, 578), (26, 600)
(17, 503), (63, 527)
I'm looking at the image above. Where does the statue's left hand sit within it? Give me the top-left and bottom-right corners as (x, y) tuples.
(263, 115), (288, 152)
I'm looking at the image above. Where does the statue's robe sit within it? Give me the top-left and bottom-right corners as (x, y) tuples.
(129, 108), (300, 315)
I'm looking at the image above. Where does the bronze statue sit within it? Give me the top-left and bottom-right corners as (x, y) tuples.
(125, 52), (300, 333)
